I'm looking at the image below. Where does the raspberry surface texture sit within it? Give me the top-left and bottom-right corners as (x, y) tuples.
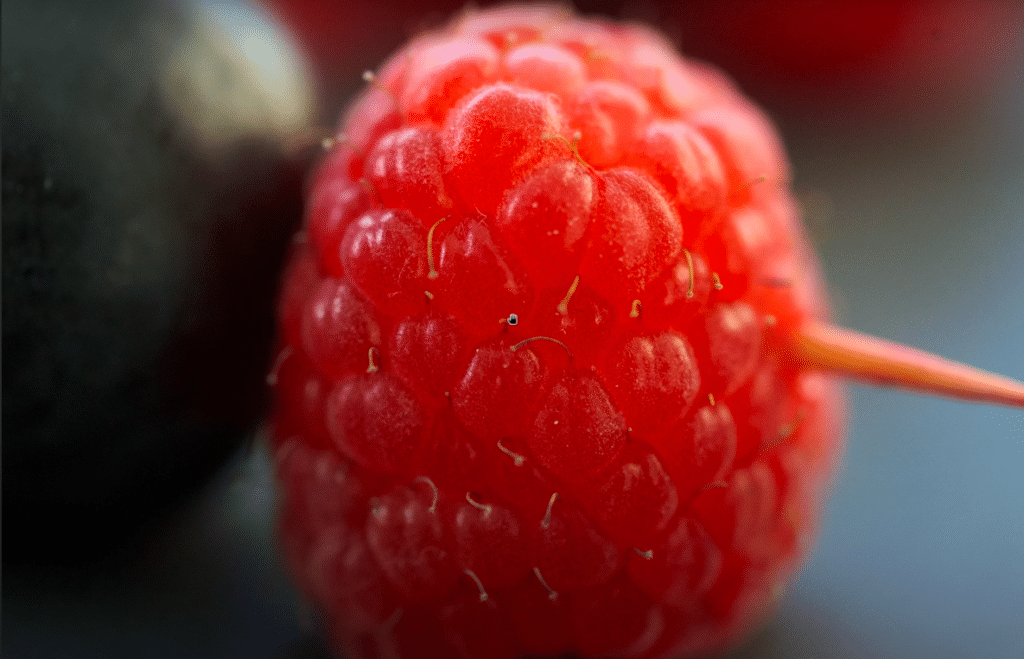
(272, 5), (845, 658)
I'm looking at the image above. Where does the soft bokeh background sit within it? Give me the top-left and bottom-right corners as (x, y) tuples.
(4, 1), (1023, 658)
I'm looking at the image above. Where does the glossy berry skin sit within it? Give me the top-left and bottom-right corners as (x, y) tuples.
(272, 6), (844, 658)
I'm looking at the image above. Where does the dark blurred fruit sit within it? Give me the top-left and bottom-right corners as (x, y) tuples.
(668, 0), (1022, 114)
(2, 0), (316, 566)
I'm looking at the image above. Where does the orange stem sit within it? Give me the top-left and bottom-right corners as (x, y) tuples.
(794, 320), (1024, 408)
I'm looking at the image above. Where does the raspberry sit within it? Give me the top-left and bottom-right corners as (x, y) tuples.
(270, 6), (1024, 658)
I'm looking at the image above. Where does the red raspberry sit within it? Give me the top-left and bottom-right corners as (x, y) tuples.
(270, 6), (1024, 658)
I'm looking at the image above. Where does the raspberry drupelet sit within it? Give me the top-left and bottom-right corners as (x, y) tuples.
(270, 6), (1024, 658)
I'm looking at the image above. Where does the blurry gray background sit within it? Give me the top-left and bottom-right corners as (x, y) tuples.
(4, 2), (1023, 658)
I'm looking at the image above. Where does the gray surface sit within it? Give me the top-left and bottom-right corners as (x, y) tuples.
(5, 16), (1024, 659)
(765, 82), (1024, 659)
